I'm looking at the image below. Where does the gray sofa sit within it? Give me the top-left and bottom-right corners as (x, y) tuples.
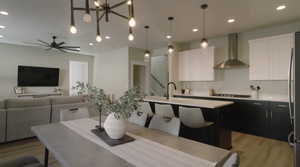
(6, 98), (51, 142)
(0, 95), (94, 143)
(0, 101), (6, 143)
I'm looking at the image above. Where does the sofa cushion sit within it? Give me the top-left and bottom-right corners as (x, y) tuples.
(51, 96), (86, 105)
(6, 98), (51, 108)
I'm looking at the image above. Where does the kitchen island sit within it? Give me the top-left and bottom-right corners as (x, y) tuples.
(143, 96), (234, 149)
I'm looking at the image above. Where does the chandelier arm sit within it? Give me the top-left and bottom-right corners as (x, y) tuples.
(73, 7), (104, 11)
(110, 11), (129, 20)
(131, 0), (134, 17)
(97, 12), (106, 22)
(110, 0), (128, 9)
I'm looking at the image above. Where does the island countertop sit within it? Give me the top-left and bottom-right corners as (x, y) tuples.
(143, 96), (234, 109)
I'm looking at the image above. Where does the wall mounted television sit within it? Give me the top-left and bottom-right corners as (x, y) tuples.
(18, 66), (60, 87)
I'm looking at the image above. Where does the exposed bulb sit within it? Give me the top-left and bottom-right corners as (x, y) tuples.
(94, 0), (101, 7)
(129, 18), (136, 27)
(168, 45), (174, 53)
(70, 26), (77, 34)
(83, 13), (92, 23)
(128, 33), (134, 41)
(201, 38), (208, 48)
(96, 35), (102, 42)
(144, 51), (150, 58)
(166, 35), (172, 39)
(127, 0), (132, 5)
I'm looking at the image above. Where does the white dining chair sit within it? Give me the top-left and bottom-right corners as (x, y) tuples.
(149, 115), (180, 136)
(222, 152), (239, 167)
(155, 104), (175, 118)
(179, 107), (213, 128)
(128, 111), (148, 127)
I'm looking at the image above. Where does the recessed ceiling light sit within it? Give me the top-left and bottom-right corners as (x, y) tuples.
(89, 43), (94, 46)
(276, 5), (286, 11)
(0, 35), (3, 38)
(0, 11), (8, 16)
(166, 35), (172, 39)
(105, 36), (111, 39)
(192, 28), (199, 32)
(227, 19), (235, 23)
(0, 25), (5, 29)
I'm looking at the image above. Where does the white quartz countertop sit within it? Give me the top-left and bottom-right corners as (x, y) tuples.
(173, 93), (289, 103)
(143, 96), (234, 109)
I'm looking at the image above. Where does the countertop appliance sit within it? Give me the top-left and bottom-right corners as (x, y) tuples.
(288, 32), (300, 167)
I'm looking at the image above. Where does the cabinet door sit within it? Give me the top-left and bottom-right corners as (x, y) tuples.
(270, 102), (292, 141)
(178, 51), (189, 81)
(178, 47), (214, 81)
(239, 101), (268, 137)
(249, 39), (270, 80)
(269, 34), (293, 80)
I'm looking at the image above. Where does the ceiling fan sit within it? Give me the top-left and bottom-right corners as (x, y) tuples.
(28, 36), (80, 52)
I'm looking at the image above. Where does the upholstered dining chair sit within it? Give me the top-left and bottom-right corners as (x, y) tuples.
(128, 102), (153, 127)
(149, 115), (180, 136)
(222, 152), (239, 167)
(154, 103), (175, 118)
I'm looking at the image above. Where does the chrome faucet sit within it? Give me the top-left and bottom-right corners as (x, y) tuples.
(166, 82), (177, 99)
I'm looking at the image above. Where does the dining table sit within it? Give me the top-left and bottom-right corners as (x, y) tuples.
(32, 118), (231, 167)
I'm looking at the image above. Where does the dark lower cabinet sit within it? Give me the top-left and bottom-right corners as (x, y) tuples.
(269, 102), (292, 141)
(174, 95), (292, 142)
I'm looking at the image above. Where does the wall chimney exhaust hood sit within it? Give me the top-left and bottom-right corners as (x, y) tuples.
(214, 33), (249, 69)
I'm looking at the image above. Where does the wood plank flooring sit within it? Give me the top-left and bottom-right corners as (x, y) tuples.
(0, 132), (294, 167)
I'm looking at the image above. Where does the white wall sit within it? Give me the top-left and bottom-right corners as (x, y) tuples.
(0, 43), (94, 99)
(178, 21), (300, 97)
(93, 47), (129, 98)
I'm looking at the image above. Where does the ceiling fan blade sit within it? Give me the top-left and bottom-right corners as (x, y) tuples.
(58, 48), (67, 53)
(57, 42), (65, 46)
(37, 40), (50, 46)
(23, 42), (49, 47)
(60, 46), (80, 49)
(62, 48), (80, 52)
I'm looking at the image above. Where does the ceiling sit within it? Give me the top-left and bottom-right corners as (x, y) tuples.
(0, 0), (300, 56)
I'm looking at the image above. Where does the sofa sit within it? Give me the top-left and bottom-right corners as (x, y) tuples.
(6, 98), (51, 142)
(0, 96), (94, 143)
(0, 101), (5, 143)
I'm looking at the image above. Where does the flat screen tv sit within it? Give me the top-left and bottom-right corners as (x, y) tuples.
(18, 66), (59, 87)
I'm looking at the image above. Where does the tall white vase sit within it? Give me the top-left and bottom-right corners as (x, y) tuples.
(103, 113), (126, 139)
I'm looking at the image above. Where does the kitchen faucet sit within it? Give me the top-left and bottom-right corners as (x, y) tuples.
(166, 82), (177, 99)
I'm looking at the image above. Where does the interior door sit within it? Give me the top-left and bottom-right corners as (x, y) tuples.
(69, 61), (89, 96)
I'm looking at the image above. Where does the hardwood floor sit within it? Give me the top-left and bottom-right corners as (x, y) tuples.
(0, 132), (294, 167)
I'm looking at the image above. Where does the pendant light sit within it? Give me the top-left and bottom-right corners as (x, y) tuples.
(167, 17), (174, 54)
(83, 0), (92, 23)
(144, 25), (151, 60)
(70, 0), (77, 34)
(94, 0), (101, 7)
(128, 27), (134, 41)
(96, 7), (102, 42)
(128, 0), (136, 27)
(200, 4), (208, 48)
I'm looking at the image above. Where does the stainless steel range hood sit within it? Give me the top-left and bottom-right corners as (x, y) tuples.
(214, 33), (249, 69)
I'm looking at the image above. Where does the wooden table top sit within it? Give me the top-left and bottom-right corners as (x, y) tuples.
(32, 118), (231, 167)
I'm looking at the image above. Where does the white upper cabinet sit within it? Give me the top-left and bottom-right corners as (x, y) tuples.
(178, 47), (215, 81)
(249, 33), (293, 80)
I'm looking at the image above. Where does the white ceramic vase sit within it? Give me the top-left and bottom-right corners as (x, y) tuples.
(103, 113), (126, 139)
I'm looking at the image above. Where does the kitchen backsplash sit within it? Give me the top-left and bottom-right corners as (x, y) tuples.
(180, 68), (288, 97)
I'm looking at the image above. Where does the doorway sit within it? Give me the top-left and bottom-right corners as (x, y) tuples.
(132, 64), (146, 94)
(69, 61), (88, 96)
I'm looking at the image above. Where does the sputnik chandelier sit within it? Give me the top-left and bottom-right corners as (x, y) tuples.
(69, 0), (136, 42)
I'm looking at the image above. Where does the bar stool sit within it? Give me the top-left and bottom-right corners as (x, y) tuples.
(155, 103), (175, 118)
(179, 107), (214, 144)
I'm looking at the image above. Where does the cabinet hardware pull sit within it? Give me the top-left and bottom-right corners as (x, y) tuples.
(266, 111), (268, 119)
(253, 102), (262, 106)
(277, 104), (287, 108)
(271, 111), (273, 120)
(70, 108), (79, 111)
